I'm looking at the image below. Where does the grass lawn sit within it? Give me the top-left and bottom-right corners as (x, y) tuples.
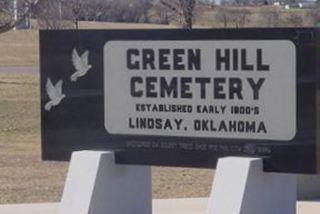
(0, 72), (68, 203)
(0, 31), (39, 66)
(0, 21), (174, 67)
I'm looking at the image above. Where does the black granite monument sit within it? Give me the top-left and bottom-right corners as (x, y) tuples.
(40, 28), (320, 174)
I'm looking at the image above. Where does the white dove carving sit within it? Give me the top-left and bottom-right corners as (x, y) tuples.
(44, 78), (66, 111)
(70, 48), (92, 82)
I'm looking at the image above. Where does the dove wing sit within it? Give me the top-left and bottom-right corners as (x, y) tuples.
(46, 78), (57, 100)
(81, 50), (89, 65)
(72, 48), (84, 71)
(55, 80), (63, 95)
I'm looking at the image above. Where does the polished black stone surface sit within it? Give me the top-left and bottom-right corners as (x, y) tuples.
(40, 28), (320, 174)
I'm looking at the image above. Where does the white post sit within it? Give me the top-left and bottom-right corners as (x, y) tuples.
(207, 157), (297, 214)
(59, 151), (152, 214)
(13, 0), (18, 30)
(58, 0), (62, 20)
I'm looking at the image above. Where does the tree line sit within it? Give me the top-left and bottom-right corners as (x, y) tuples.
(0, 0), (198, 32)
(0, 0), (320, 33)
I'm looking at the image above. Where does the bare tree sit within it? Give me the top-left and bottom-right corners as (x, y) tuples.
(160, 0), (196, 29)
(72, 0), (103, 28)
(214, 7), (230, 27)
(307, 8), (320, 27)
(286, 12), (303, 27)
(258, 7), (281, 27)
(214, 7), (251, 28)
(34, 0), (73, 29)
(80, 0), (111, 22)
(104, 0), (152, 23)
(36, 0), (112, 29)
(230, 8), (250, 28)
(0, 0), (41, 33)
(151, 2), (170, 24)
(65, 0), (83, 29)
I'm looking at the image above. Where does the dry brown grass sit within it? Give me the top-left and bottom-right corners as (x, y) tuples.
(0, 31), (39, 66)
(0, 72), (68, 203)
(78, 21), (175, 29)
(197, 6), (313, 28)
(0, 21), (174, 67)
(153, 167), (213, 199)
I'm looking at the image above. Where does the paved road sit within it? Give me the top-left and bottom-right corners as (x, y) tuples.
(0, 66), (39, 73)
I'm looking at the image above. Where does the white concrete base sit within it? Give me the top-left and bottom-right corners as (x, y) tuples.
(2, 199), (320, 214)
(207, 157), (297, 214)
(59, 151), (152, 214)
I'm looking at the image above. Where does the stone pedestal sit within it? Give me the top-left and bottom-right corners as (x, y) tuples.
(207, 157), (297, 214)
(59, 151), (152, 214)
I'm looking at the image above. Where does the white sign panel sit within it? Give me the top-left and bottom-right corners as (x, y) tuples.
(104, 40), (296, 141)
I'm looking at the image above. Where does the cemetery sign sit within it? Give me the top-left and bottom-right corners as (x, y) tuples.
(40, 28), (320, 174)
(105, 40), (296, 140)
